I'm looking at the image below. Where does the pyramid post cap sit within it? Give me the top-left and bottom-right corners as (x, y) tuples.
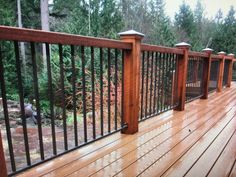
(118, 30), (145, 37)
(228, 53), (235, 57)
(202, 48), (214, 53)
(218, 51), (226, 55)
(175, 42), (191, 48)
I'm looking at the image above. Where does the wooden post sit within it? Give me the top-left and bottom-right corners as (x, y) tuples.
(0, 131), (7, 177)
(174, 42), (191, 111)
(217, 51), (226, 92)
(119, 30), (144, 134)
(201, 48), (213, 99)
(227, 53), (234, 87)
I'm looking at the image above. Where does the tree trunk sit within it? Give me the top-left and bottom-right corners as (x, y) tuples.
(40, 0), (50, 71)
(17, 0), (26, 75)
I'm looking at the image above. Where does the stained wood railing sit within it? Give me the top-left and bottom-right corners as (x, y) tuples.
(0, 26), (235, 176)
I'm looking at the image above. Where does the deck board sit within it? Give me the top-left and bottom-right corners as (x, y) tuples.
(229, 160), (236, 177)
(17, 83), (236, 177)
(207, 132), (236, 177)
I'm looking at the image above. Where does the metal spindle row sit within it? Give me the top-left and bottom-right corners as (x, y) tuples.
(208, 60), (220, 92)
(185, 57), (204, 102)
(140, 51), (178, 121)
(0, 41), (125, 175)
(223, 60), (230, 87)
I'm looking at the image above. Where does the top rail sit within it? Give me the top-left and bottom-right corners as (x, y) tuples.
(188, 51), (208, 58)
(211, 54), (223, 59)
(0, 26), (132, 49)
(141, 43), (184, 55)
(225, 56), (234, 60)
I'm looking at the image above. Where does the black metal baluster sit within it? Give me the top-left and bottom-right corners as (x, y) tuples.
(59, 44), (68, 150)
(46, 43), (57, 154)
(30, 42), (44, 159)
(217, 60), (220, 87)
(145, 51), (149, 117)
(175, 54), (178, 106)
(81, 46), (87, 142)
(114, 49), (118, 130)
(91, 47), (96, 139)
(168, 53), (172, 110)
(175, 55), (180, 106)
(107, 48), (111, 133)
(157, 52), (162, 113)
(186, 58), (190, 101)
(168, 53), (173, 110)
(192, 58), (194, 89)
(14, 41), (31, 165)
(140, 51), (145, 119)
(100, 48), (104, 136)
(161, 53), (165, 112)
(0, 44), (16, 172)
(70, 45), (78, 146)
(153, 52), (158, 114)
(169, 54), (174, 109)
(201, 58), (204, 94)
(121, 50), (124, 127)
(163, 53), (167, 111)
(167, 53), (171, 109)
(149, 52), (154, 115)
(165, 53), (169, 110)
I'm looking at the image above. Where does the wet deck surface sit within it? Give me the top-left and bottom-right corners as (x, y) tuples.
(17, 83), (236, 177)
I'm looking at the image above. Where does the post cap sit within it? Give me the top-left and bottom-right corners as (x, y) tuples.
(217, 51), (226, 55)
(202, 48), (213, 53)
(175, 42), (191, 48)
(118, 30), (145, 37)
(228, 53), (235, 57)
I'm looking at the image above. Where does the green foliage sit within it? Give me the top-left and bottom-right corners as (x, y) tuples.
(51, 0), (122, 38)
(0, 0), (16, 26)
(175, 2), (196, 44)
(148, 0), (176, 46)
(66, 112), (83, 125)
(212, 6), (236, 53)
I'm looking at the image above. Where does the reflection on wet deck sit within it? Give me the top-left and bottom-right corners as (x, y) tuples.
(18, 83), (236, 177)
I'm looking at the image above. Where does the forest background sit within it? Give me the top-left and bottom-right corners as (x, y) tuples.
(0, 0), (236, 118)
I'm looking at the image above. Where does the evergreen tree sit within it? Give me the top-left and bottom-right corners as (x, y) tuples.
(212, 6), (236, 53)
(99, 0), (123, 38)
(193, 0), (204, 50)
(0, 0), (16, 26)
(174, 2), (196, 47)
(224, 6), (236, 53)
(148, 0), (176, 46)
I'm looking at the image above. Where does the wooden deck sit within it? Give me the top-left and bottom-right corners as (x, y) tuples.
(17, 83), (236, 177)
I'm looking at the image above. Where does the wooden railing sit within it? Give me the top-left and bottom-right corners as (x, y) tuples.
(0, 26), (235, 176)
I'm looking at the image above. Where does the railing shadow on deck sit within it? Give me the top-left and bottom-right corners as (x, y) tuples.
(0, 26), (235, 176)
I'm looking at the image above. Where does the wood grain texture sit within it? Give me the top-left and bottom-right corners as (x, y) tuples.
(120, 35), (143, 134)
(16, 83), (236, 177)
(201, 53), (211, 99)
(0, 131), (7, 177)
(141, 44), (184, 55)
(227, 59), (233, 87)
(188, 51), (208, 58)
(0, 26), (131, 49)
(217, 57), (225, 92)
(174, 47), (189, 111)
(229, 160), (236, 177)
